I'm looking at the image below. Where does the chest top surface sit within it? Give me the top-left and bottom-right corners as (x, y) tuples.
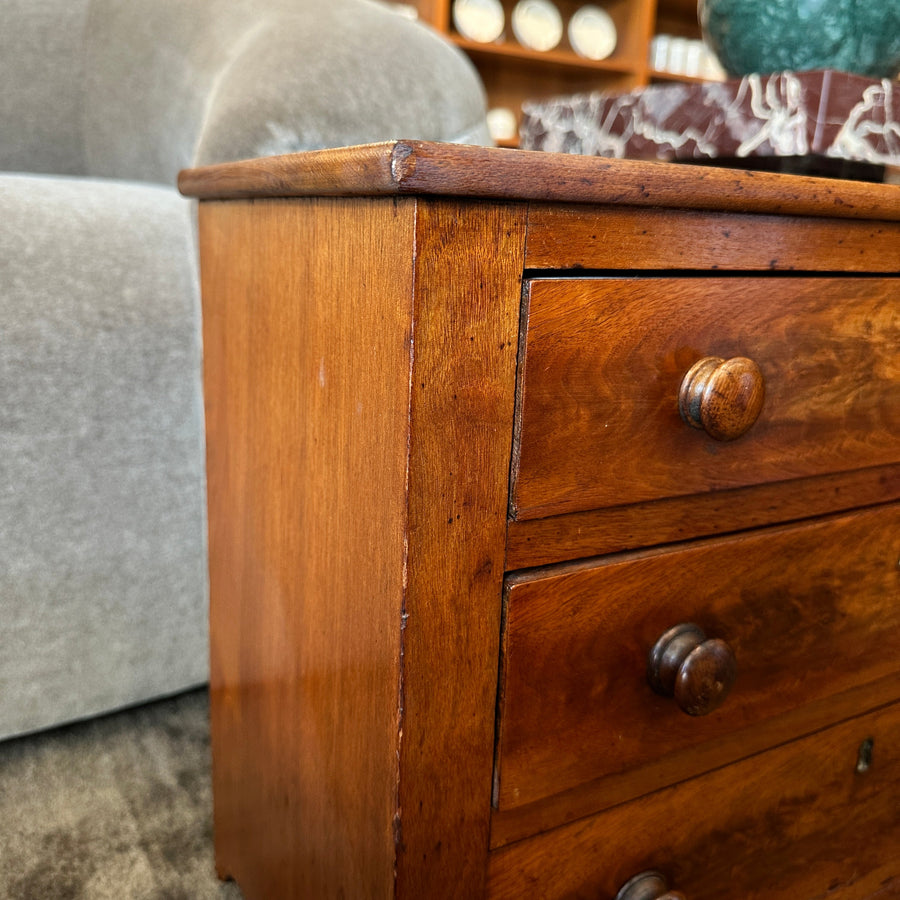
(178, 139), (900, 222)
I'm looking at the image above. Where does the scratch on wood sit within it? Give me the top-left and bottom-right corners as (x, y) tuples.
(391, 143), (417, 185)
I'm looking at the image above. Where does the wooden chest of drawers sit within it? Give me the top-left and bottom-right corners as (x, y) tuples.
(180, 142), (900, 899)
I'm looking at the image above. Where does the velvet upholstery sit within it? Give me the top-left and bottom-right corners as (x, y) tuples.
(0, 174), (207, 739)
(0, 0), (91, 175)
(2, 0), (490, 184)
(0, 0), (490, 740)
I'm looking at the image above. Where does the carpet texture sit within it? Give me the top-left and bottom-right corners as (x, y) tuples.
(0, 689), (242, 899)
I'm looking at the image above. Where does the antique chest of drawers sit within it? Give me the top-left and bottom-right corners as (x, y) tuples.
(180, 142), (900, 899)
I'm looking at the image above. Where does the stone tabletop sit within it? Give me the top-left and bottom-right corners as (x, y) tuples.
(520, 70), (900, 178)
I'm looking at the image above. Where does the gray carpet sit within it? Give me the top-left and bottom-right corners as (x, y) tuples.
(0, 689), (243, 899)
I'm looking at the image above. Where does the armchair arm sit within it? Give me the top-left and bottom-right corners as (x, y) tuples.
(81, 0), (489, 186)
(194, 3), (491, 168)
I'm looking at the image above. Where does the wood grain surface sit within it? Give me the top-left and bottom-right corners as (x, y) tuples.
(201, 195), (527, 899)
(193, 147), (900, 898)
(488, 701), (900, 899)
(524, 204), (900, 271)
(505, 463), (900, 569)
(512, 276), (900, 520)
(495, 505), (900, 814)
(490, 669), (900, 849)
(202, 197), (417, 899)
(395, 200), (527, 897)
(178, 141), (900, 222)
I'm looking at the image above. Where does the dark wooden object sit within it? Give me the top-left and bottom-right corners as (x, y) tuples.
(495, 506), (900, 815)
(512, 276), (900, 519)
(678, 356), (765, 441)
(647, 623), (737, 716)
(488, 703), (900, 899)
(178, 141), (900, 221)
(181, 142), (900, 900)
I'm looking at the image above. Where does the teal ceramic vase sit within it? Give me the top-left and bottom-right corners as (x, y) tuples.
(699, 0), (900, 78)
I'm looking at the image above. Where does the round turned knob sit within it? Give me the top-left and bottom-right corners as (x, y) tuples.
(648, 623), (736, 716)
(678, 356), (765, 441)
(615, 870), (686, 900)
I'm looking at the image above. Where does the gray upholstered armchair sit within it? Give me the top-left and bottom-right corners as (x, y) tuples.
(0, 0), (489, 741)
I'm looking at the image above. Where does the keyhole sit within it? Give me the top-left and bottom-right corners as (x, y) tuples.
(856, 737), (874, 774)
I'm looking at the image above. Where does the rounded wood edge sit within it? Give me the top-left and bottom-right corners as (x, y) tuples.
(178, 141), (900, 222)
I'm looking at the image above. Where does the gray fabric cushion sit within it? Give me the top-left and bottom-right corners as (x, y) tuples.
(193, 1), (492, 166)
(2, 0), (490, 185)
(81, 0), (265, 184)
(0, 174), (208, 740)
(81, 0), (490, 184)
(0, 0), (92, 175)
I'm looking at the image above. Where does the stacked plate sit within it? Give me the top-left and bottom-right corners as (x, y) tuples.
(453, 0), (506, 43)
(567, 5), (618, 60)
(511, 0), (564, 52)
(453, 0), (618, 60)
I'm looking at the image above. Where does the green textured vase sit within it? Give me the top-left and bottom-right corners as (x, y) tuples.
(699, 0), (900, 78)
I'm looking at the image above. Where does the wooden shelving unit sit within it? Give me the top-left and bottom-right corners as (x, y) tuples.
(412, 0), (706, 145)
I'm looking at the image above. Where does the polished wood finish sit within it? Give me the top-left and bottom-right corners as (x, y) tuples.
(487, 701), (900, 899)
(678, 356), (765, 441)
(396, 200), (527, 896)
(647, 624), (737, 716)
(525, 203), (900, 270)
(193, 154), (532, 900)
(183, 143), (900, 899)
(201, 197), (416, 898)
(506, 464), (900, 568)
(495, 505), (900, 813)
(512, 276), (900, 520)
(490, 669), (900, 849)
(179, 141), (900, 222)
(199, 191), (526, 898)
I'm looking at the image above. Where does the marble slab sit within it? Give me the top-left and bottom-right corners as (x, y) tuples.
(520, 70), (900, 173)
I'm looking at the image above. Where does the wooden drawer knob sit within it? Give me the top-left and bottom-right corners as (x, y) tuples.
(615, 870), (686, 900)
(678, 356), (765, 441)
(647, 623), (736, 716)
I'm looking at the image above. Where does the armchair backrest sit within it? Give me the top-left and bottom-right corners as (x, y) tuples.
(0, 0), (93, 176)
(2, 0), (490, 186)
(80, 0), (266, 184)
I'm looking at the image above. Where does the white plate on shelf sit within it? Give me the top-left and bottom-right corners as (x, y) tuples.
(452, 0), (505, 43)
(511, 0), (564, 52)
(568, 5), (617, 60)
(486, 107), (518, 142)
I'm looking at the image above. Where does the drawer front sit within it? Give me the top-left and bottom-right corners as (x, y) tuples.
(512, 276), (899, 520)
(488, 701), (900, 900)
(494, 505), (900, 813)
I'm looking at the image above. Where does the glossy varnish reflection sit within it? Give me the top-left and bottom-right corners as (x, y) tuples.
(201, 196), (417, 898)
